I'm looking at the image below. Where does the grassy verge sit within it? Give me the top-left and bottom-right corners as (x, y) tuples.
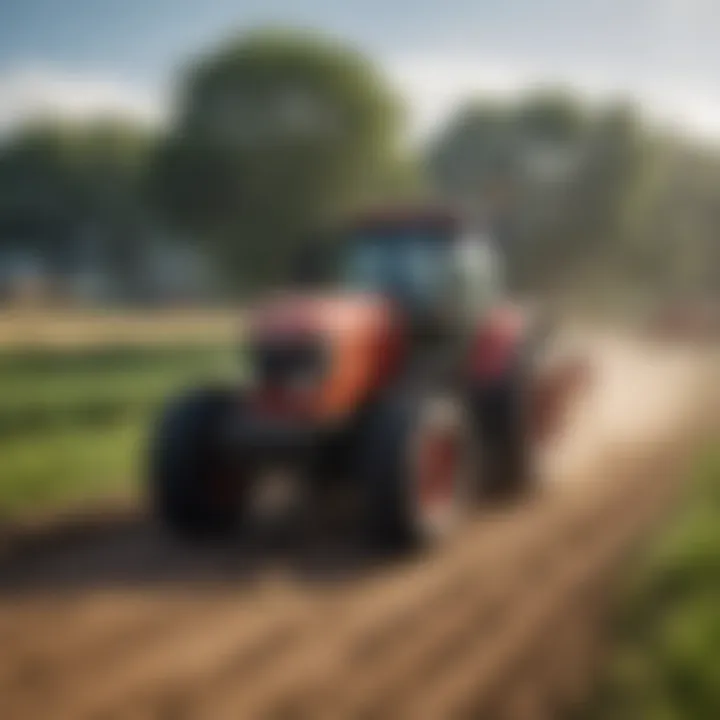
(0, 344), (239, 436)
(0, 342), (241, 519)
(589, 448), (720, 719)
(0, 421), (144, 517)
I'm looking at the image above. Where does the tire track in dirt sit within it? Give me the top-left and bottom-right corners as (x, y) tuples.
(0, 334), (716, 720)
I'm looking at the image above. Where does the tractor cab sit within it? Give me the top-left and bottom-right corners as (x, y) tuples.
(339, 209), (503, 339)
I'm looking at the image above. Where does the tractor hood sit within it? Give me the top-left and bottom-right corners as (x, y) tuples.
(248, 291), (397, 342)
(246, 292), (404, 421)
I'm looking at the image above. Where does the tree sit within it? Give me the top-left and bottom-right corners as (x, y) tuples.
(513, 90), (585, 145)
(0, 119), (156, 293)
(425, 91), (670, 294)
(152, 28), (407, 289)
(427, 91), (591, 290)
(426, 100), (511, 201)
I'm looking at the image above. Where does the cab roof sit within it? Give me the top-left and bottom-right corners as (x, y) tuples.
(348, 204), (463, 237)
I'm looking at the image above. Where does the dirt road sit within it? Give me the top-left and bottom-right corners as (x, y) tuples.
(0, 334), (716, 720)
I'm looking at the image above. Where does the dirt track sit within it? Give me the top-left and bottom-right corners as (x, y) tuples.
(0, 333), (716, 720)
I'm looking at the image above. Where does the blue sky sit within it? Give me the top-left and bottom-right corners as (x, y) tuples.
(1, 0), (719, 138)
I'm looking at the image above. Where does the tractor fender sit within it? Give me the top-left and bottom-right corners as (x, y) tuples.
(467, 306), (528, 385)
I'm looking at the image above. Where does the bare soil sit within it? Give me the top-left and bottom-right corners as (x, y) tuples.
(0, 334), (716, 720)
(0, 309), (240, 349)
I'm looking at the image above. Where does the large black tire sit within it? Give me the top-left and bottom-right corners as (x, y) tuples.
(478, 355), (535, 498)
(357, 390), (473, 553)
(149, 387), (244, 539)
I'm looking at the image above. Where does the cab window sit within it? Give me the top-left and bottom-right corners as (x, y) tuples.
(448, 234), (502, 325)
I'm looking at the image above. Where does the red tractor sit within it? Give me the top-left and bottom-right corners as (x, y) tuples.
(149, 207), (570, 550)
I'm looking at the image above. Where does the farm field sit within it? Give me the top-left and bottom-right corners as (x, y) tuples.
(0, 332), (716, 720)
(0, 310), (241, 518)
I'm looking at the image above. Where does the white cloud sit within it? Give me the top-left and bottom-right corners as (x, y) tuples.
(0, 67), (165, 133)
(386, 53), (720, 143)
(2, 59), (720, 148)
(386, 56), (534, 138)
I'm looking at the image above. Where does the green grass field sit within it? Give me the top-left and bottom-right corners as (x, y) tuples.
(589, 448), (720, 720)
(0, 342), (241, 518)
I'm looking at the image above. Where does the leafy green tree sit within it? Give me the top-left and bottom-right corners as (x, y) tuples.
(0, 119), (156, 293)
(513, 90), (585, 145)
(152, 28), (407, 289)
(426, 100), (511, 201)
(425, 92), (670, 295)
(427, 91), (591, 290)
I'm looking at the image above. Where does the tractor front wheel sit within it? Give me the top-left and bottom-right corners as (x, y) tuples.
(149, 387), (245, 540)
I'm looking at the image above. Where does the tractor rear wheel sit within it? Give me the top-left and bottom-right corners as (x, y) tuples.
(358, 390), (474, 552)
(481, 359), (535, 498)
(149, 387), (244, 539)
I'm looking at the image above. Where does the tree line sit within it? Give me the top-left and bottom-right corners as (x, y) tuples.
(0, 27), (718, 301)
